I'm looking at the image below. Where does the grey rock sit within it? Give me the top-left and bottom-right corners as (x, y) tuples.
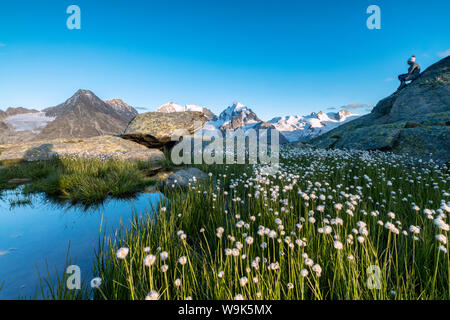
(163, 167), (208, 187)
(122, 111), (206, 149)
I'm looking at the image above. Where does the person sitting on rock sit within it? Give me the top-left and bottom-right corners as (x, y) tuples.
(396, 55), (421, 92)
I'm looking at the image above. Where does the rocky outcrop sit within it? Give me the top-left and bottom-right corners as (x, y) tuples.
(122, 111), (206, 149)
(311, 56), (450, 162)
(0, 136), (165, 162)
(36, 90), (137, 140)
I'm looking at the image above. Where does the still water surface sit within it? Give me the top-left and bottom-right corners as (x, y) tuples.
(0, 188), (163, 299)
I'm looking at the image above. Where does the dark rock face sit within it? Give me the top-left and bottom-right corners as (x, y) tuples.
(311, 56), (450, 162)
(36, 90), (137, 140)
(122, 111), (206, 149)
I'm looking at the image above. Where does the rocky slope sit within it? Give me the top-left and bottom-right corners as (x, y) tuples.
(0, 135), (165, 162)
(311, 56), (450, 162)
(105, 98), (138, 122)
(36, 90), (138, 140)
(269, 110), (359, 142)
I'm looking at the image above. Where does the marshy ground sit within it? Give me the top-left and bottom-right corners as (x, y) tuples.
(1, 146), (449, 300)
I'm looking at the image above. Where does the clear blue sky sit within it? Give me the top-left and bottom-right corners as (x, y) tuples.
(0, 0), (449, 120)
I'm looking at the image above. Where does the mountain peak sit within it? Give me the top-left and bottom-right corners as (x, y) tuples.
(231, 101), (246, 110)
(73, 89), (95, 97)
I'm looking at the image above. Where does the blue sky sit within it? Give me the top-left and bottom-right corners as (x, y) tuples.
(0, 0), (449, 120)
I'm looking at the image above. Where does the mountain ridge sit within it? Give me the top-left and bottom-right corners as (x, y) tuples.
(36, 89), (138, 140)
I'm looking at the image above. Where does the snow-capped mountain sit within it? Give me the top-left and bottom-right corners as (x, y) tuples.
(156, 102), (216, 121)
(203, 102), (262, 131)
(199, 102), (289, 143)
(268, 110), (359, 142)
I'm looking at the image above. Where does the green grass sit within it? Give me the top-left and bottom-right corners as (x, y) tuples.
(46, 147), (449, 300)
(0, 157), (160, 205)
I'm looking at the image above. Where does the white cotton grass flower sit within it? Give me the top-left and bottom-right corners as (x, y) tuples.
(234, 294), (244, 300)
(90, 277), (102, 289)
(435, 234), (447, 244)
(333, 241), (344, 250)
(300, 269), (309, 277)
(323, 225), (332, 234)
(409, 225), (421, 234)
(144, 247), (151, 253)
(312, 264), (322, 277)
(174, 278), (182, 287)
(116, 247), (129, 260)
(145, 290), (159, 300)
(239, 276), (248, 287)
(178, 256), (188, 265)
(160, 251), (169, 261)
(287, 283), (294, 289)
(304, 258), (314, 267)
(218, 271), (225, 278)
(160, 264), (169, 272)
(144, 254), (156, 267)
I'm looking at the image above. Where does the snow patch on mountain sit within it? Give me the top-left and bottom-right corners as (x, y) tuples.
(268, 110), (360, 142)
(4, 112), (56, 133)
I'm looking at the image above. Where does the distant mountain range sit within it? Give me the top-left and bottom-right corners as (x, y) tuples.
(156, 102), (216, 121)
(36, 90), (138, 140)
(158, 101), (359, 143)
(268, 110), (359, 142)
(0, 89), (363, 145)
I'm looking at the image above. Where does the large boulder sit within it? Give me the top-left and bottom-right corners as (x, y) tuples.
(122, 111), (206, 149)
(0, 136), (165, 162)
(311, 56), (450, 162)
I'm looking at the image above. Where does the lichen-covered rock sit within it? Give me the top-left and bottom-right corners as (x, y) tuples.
(311, 56), (450, 162)
(0, 136), (165, 163)
(122, 112), (206, 149)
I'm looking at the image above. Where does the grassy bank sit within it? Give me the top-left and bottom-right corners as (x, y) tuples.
(0, 157), (160, 205)
(47, 147), (449, 300)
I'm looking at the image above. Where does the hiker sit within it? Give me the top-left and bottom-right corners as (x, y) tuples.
(396, 55), (421, 92)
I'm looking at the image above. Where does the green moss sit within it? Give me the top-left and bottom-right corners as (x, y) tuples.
(0, 158), (162, 205)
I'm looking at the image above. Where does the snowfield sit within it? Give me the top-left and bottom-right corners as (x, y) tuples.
(4, 112), (55, 133)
